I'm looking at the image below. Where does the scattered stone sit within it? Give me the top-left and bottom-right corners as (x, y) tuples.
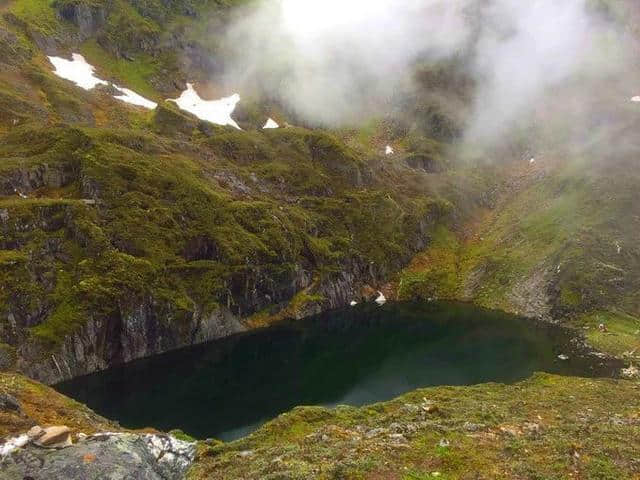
(350, 301), (358, 307)
(463, 422), (486, 432)
(34, 426), (72, 448)
(365, 428), (387, 439)
(598, 323), (608, 333)
(238, 450), (254, 458)
(499, 425), (521, 437)
(558, 354), (569, 361)
(0, 392), (21, 413)
(375, 291), (387, 306)
(438, 438), (450, 448)
(621, 365), (639, 379)
(388, 433), (407, 443)
(524, 422), (541, 436)
(422, 403), (439, 414)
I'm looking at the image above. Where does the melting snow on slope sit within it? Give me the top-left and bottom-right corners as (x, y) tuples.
(385, 145), (394, 155)
(632, 96), (640, 102)
(113, 86), (157, 109)
(169, 84), (241, 129)
(48, 54), (156, 110)
(263, 118), (279, 129)
(48, 53), (108, 90)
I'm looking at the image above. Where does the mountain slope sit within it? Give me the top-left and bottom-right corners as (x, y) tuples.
(0, 0), (475, 382)
(397, 145), (640, 359)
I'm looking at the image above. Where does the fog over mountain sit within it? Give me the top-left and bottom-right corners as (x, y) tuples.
(219, 0), (635, 149)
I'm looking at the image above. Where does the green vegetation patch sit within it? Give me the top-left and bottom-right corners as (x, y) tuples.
(189, 373), (640, 480)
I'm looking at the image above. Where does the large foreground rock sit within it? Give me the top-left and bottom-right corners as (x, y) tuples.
(1, 433), (196, 480)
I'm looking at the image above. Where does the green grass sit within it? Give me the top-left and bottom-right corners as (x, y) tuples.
(80, 39), (162, 99)
(9, 0), (63, 35)
(579, 311), (640, 357)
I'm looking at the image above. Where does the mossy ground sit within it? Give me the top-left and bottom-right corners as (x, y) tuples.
(0, 372), (120, 438)
(0, 114), (446, 352)
(576, 311), (640, 359)
(188, 373), (640, 480)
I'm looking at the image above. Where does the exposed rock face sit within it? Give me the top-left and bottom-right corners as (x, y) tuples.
(1, 433), (195, 480)
(17, 304), (247, 385)
(0, 163), (78, 196)
(55, 0), (112, 40)
(16, 248), (421, 385)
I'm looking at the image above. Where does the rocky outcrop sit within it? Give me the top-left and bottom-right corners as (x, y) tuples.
(55, 0), (112, 40)
(14, 252), (402, 384)
(17, 303), (246, 385)
(0, 163), (78, 196)
(1, 432), (195, 480)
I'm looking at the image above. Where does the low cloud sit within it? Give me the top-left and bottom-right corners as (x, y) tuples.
(214, 0), (634, 150)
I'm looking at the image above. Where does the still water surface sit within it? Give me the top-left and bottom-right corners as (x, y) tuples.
(57, 302), (611, 441)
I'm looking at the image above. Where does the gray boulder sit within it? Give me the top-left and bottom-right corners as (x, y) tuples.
(1, 432), (196, 480)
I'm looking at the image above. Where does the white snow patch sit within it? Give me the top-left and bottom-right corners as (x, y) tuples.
(529, 158), (536, 164)
(375, 291), (386, 306)
(350, 300), (358, 307)
(48, 53), (156, 110)
(385, 145), (394, 155)
(48, 53), (108, 90)
(0, 434), (30, 457)
(263, 118), (279, 129)
(169, 83), (241, 130)
(113, 85), (157, 110)
(631, 96), (640, 102)
(558, 354), (569, 361)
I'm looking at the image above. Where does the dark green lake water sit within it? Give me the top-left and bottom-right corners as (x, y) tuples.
(56, 302), (615, 441)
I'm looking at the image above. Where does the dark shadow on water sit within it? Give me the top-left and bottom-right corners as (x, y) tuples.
(55, 301), (618, 441)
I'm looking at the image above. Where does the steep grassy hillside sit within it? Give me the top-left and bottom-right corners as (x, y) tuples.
(0, 0), (477, 381)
